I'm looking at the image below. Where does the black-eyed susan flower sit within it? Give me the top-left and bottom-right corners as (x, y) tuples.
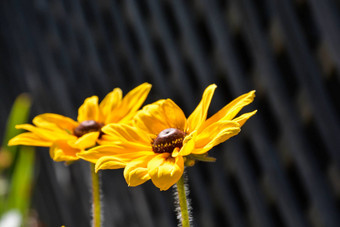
(8, 83), (152, 163)
(78, 84), (256, 190)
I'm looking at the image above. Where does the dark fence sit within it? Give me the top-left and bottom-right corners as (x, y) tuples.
(1, 0), (340, 226)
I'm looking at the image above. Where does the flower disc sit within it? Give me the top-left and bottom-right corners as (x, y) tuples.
(152, 128), (185, 153)
(74, 120), (103, 137)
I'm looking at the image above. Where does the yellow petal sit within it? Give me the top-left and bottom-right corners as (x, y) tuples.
(99, 88), (123, 124)
(78, 144), (153, 163)
(77, 145), (120, 163)
(148, 153), (184, 191)
(195, 121), (240, 147)
(8, 132), (51, 147)
(108, 83), (152, 123)
(95, 156), (127, 171)
(193, 121), (241, 155)
(134, 99), (186, 135)
(32, 113), (78, 132)
(161, 99), (187, 131)
(232, 110), (257, 127)
(123, 156), (154, 187)
(50, 140), (80, 162)
(15, 124), (74, 141)
(94, 152), (155, 172)
(201, 90), (255, 131)
(101, 123), (151, 145)
(187, 84), (217, 132)
(178, 132), (196, 156)
(171, 147), (181, 157)
(133, 100), (169, 135)
(77, 96), (99, 122)
(68, 131), (99, 149)
(96, 134), (118, 145)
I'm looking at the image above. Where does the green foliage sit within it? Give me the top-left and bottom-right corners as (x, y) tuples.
(6, 146), (35, 214)
(0, 94), (35, 226)
(2, 94), (31, 155)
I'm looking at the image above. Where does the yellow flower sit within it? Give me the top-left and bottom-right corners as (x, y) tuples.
(8, 83), (152, 163)
(78, 84), (256, 190)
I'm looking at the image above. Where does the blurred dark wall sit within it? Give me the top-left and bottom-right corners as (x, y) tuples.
(1, 0), (340, 226)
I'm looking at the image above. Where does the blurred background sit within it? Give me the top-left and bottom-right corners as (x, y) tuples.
(1, 0), (340, 226)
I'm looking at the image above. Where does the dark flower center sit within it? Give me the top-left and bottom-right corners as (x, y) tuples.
(73, 120), (104, 137)
(152, 128), (185, 153)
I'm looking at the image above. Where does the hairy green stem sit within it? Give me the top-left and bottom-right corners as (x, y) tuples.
(90, 163), (101, 227)
(176, 174), (191, 227)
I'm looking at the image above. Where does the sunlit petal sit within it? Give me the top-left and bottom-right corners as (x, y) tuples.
(201, 90), (255, 131)
(233, 110), (257, 127)
(195, 121), (240, 148)
(8, 132), (51, 147)
(33, 113), (78, 132)
(187, 84), (217, 132)
(94, 152), (153, 172)
(148, 153), (184, 191)
(77, 96), (99, 122)
(193, 121), (241, 154)
(95, 156), (126, 171)
(69, 131), (99, 149)
(50, 140), (79, 162)
(15, 124), (74, 141)
(101, 123), (151, 145)
(78, 144), (153, 163)
(179, 133), (196, 157)
(172, 131), (195, 157)
(99, 88), (122, 124)
(134, 99), (186, 135)
(108, 83), (152, 123)
(124, 156), (154, 187)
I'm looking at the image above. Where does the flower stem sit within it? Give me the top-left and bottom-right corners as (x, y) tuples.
(90, 163), (101, 227)
(176, 174), (191, 227)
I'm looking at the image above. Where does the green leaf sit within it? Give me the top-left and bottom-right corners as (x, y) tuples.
(0, 93), (34, 220)
(187, 154), (216, 162)
(7, 146), (35, 215)
(2, 93), (32, 155)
